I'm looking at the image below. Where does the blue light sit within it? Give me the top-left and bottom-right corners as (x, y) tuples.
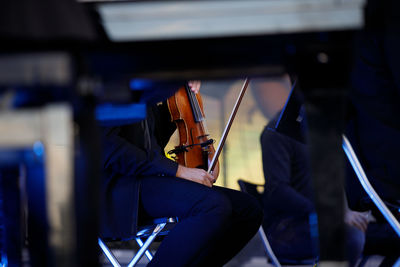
(33, 141), (44, 157)
(0, 254), (8, 267)
(308, 212), (319, 238)
(394, 256), (400, 267)
(129, 79), (153, 91)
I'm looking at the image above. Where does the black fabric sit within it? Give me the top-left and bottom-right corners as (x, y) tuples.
(140, 176), (262, 267)
(343, 0), (400, 259)
(261, 116), (315, 229)
(100, 103), (178, 238)
(260, 115), (318, 261)
(345, 0), (400, 218)
(261, 113), (367, 264)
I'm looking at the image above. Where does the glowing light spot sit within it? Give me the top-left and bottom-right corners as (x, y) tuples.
(33, 141), (44, 157)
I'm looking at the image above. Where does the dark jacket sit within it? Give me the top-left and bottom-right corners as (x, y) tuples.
(261, 116), (315, 230)
(100, 102), (178, 238)
(345, 7), (400, 213)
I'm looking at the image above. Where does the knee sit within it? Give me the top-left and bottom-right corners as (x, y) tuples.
(346, 225), (365, 261)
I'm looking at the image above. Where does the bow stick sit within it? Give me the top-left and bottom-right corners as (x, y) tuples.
(208, 78), (250, 174)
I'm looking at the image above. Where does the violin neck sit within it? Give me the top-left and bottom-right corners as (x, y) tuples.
(185, 84), (204, 123)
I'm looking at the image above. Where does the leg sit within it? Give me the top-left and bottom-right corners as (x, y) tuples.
(140, 177), (262, 267)
(191, 186), (263, 267)
(345, 224), (365, 267)
(266, 217), (317, 261)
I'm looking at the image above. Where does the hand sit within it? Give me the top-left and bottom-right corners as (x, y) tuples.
(344, 210), (369, 232)
(188, 80), (201, 94)
(176, 165), (215, 187)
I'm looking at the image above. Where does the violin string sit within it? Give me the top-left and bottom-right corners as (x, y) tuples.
(193, 90), (210, 134)
(192, 90), (203, 122)
(187, 86), (200, 122)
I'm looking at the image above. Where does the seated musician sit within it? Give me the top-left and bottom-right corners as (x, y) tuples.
(344, 0), (400, 263)
(252, 76), (368, 266)
(99, 81), (263, 266)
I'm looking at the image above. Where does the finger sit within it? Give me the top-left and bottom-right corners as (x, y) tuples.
(359, 223), (367, 232)
(353, 221), (365, 232)
(197, 171), (212, 186)
(205, 176), (214, 185)
(354, 218), (368, 232)
(205, 173), (215, 183)
(188, 80), (201, 93)
(203, 178), (212, 188)
(191, 80), (200, 88)
(356, 215), (369, 227)
(360, 217), (369, 226)
(193, 176), (210, 187)
(360, 220), (368, 231)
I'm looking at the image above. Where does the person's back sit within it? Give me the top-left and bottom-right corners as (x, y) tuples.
(261, 112), (318, 261)
(261, 107), (367, 266)
(344, 0), (400, 262)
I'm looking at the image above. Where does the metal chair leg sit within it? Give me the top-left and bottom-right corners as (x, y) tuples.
(135, 237), (153, 261)
(98, 238), (122, 267)
(127, 223), (167, 267)
(258, 226), (281, 267)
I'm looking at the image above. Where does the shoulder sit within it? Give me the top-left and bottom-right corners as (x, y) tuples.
(261, 124), (293, 150)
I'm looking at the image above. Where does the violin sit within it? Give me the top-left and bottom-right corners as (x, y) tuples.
(167, 83), (220, 178)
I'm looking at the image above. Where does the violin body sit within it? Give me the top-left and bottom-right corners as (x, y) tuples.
(167, 85), (220, 178)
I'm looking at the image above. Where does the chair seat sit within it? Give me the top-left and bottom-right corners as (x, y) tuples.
(136, 217), (178, 239)
(101, 217), (179, 241)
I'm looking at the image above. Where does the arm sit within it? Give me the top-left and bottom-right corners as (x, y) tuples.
(102, 81), (204, 179)
(102, 110), (214, 187)
(102, 127), (178, 178)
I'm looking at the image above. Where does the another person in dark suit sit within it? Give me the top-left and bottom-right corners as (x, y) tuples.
(252, 76), (368, 266)
(100, 81), (263, 267)
(344, 0), (400, 263)
(260, 108), (368, 266)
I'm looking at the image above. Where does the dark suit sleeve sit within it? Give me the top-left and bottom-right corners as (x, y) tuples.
(261, 128), (314, 216)
(102, 127), (178, 178)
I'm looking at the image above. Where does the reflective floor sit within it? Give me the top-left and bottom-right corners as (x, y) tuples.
(100, 233), (272, 267)
(100, 233), (392, 267)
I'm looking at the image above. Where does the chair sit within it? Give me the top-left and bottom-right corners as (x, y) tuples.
(98, 217), (178, 267)
(237, 179), (316, 267)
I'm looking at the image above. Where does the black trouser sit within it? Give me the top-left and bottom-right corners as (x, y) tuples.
(140, 176), (263, 267)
